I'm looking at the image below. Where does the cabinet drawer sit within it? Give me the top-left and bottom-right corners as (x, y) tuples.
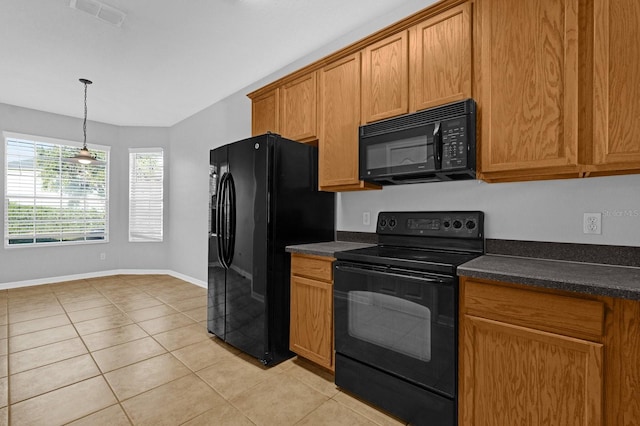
(291, 254), (334, 282)
(463, 279), (605, 340)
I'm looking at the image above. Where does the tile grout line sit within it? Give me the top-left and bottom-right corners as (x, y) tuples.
(124, 280), (248, 425)
(4, 275), (238, 425)
(16, 276), (145, 424)
(99, 277), (219, 425)
(2, 293), (10, 426)
(88, 276), (139, 426)
(54, 277), (133, 425)
(89, 275), (211, 424)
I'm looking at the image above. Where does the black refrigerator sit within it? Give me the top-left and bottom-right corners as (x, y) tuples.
(207, 133), (335, 366)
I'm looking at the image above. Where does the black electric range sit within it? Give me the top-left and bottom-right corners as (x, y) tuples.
(333, 211), (484, 426)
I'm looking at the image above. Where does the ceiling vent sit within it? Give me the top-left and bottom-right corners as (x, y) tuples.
(69, 0), (126, 27)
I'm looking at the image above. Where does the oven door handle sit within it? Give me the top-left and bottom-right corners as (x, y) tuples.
(335, 263), (451, 284)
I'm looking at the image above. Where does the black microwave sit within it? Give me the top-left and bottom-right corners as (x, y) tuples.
(359, 99), (476, 185)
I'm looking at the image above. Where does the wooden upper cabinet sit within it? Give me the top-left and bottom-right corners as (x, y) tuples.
(477, 0), (581, 181)
(279, 72), (318, 143)
(319, 54), (379, 191)
(250, 0), (640, 184)
(589, 0), (640, 174)
(251, 88), (279, 136)
(361, 31), (409, 123)
(409, 2), (472, 112)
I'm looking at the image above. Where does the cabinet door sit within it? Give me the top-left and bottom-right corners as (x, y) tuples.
(410, 2), (472, 112)
(319, 54), (379, 191)
(280, 73), (317, 142)
(361, 31), (409, 123)
(251, 88), (279, 136)
(461, 316), (603, 426)
(477, 0), (580, 180)
(290, 275), (333, 370)
(591, 0), (640, 172)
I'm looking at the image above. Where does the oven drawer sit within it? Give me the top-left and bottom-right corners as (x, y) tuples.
(462, 278), (605, 340)
(291, 253), (334, 282)
(336, 353), (455, 426)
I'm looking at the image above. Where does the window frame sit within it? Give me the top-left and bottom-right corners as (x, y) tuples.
(3, 131), (110, 248)
(128, 147), (164, 243)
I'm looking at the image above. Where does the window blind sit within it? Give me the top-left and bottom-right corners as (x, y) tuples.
(129, 148), (163, 242)
(4, 132), (109, 247)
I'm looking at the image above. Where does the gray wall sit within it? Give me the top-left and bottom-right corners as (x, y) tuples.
(0, 103), (170, 285)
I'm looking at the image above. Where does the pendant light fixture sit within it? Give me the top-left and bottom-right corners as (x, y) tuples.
(67, 78), (104, 165)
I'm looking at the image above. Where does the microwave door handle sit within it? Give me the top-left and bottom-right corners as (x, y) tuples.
(433, 121), (442, 168)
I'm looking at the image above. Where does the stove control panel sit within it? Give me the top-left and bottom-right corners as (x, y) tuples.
(377, 211), (483, 239)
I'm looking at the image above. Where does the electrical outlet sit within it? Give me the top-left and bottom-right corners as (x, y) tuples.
(583, 213), (602, 234)
(362, 211), (371, 226)
(99, 252), (106, 260)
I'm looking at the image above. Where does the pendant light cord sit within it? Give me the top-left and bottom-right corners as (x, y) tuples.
(79, 78), (92, 149)
(83, 81), (88, 148)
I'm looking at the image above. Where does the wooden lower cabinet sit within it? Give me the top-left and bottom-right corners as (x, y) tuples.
(462, 316), (602, 426)
(289, 253), (335, 371)
(460, 277), (640, 426)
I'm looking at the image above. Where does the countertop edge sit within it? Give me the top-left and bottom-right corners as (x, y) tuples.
(286, 241), (375, 258)
(458, 254), (640, 301)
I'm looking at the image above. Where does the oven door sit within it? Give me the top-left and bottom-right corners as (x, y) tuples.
(334, 261), (457, 397)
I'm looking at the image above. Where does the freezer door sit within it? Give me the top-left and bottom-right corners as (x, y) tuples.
(208, 146), (228, 339)
(223, 136), (270, 361)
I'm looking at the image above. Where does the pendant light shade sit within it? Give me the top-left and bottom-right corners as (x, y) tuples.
(66, 78), (104, 165)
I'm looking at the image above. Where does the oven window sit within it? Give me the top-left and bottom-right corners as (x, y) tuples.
(347, 291), (431, 361)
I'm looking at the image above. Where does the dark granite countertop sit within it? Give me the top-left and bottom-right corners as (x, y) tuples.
(286, 241), (374, 258)
(458, 255), (640, 301)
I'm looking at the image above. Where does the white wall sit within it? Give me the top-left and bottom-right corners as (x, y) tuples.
(166, 0), (640, 284)
(5, 0), (636, 287)
(0, 103), (170, 285)
(168, 94), (251, 284)
(338, 175), (640, 246)
(166, 0), (434, 283)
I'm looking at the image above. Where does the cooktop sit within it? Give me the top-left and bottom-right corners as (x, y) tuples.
(335, 211), (485, 274)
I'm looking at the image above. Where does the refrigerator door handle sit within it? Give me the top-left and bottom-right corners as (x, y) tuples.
(225, 172), (236, 266)
(216, 172), (229, 269)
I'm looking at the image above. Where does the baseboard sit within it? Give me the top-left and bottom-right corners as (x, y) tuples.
(0, 269), (207, 291)
(165, 271), (207, 289)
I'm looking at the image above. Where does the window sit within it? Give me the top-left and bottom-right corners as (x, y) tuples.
(129, 148), (163, 242)
(4, 132), (109, 247)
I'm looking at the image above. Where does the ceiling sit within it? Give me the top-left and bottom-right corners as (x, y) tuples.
(0, 0), (430, 127)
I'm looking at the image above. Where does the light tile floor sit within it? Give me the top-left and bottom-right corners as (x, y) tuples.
(0, 275), (405, 425)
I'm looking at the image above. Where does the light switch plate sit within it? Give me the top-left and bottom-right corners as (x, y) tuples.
(363, 212), (370, 226)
